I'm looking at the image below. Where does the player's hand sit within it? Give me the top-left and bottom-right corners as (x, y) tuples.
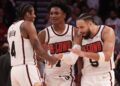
(69, 48), (84, 57)
(42, 42), (58, 65)
(76, 83), (80, 86)
(43, 82), (47, 86)
(73, 29), (82, 44)
(47, 54), (63, 68)
(54, 54), (63, 60)
(48, 55), (59, 65)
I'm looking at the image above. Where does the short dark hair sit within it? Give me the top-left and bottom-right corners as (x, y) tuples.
(77, 13), (94, 23)
(48, 0), (71, 20)
(16, 3), (33, 20)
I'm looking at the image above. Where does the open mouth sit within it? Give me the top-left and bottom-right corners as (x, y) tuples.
(81, 33), (86, 36)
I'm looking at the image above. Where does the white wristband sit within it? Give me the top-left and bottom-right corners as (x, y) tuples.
(72, 44), (81, 49)
(61, 44), (81, 65)
(98, 52), (105, 62)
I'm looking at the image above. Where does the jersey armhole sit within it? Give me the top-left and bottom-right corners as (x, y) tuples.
(101, 25), (105, 42)
(45, 28), (50, 43)
(72, 26), (74, 41)
(20, 22), (29, 39)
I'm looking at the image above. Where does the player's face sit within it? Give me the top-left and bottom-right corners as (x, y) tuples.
(28, 8), (36, 22)
(76, 19), (91, 39)
(49, 7), (66, 24)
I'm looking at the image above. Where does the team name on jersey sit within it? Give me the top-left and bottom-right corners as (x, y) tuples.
(82, 41), (102, 52)
(9, 30), (16, 38)
(49, 41), (72, 54)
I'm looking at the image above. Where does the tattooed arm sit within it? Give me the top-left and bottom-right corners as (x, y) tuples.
(20, 21), (58, 65)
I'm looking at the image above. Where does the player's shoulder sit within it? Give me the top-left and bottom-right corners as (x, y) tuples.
(38, 26), (51, 37)
(66, 24), (75, 28)
(38, 25), (51, 34)
(8, 22), (17, 32)
(101, 25), (115, 41)
(22, 20), (33, 26)
(67, 24), (78, 35)
(103, 25), (114, 34)
(38, 27), (49, 43)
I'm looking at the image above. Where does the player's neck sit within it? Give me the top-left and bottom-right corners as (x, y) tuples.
(53, 22), (66, 34)
(90, 25), (99, 38)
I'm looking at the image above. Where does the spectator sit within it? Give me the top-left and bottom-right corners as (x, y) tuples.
(0, 8), (8, 55)
(86, 0), (99, 11)
(73, 0), (86, 8)
(89, 8), (103, 25)
(105, 9), (120, 55)
(115, 43), (120, 86)
(0, 50), (11, 86)
(109, 0), (120, 17)
(99, 0), (111, 22)
(109, 0), (120, 11)
(67, 7), (81, 26)
(0, 0), (16, 26)
(81, 4), (89, 13)
(44, 15), (51, 27)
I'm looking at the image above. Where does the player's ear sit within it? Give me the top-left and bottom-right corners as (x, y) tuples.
(88, 21), (92, 26)
(63, 13), (66, 19)
(26, 12), (31, 17)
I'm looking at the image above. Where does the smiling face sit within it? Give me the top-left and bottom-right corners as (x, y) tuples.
(49, 7), (66, 25)
(76, 19), (91, 39)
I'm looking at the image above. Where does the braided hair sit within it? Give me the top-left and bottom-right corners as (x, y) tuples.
(77, 13), (95, 23)
(16, 3), (33, 20)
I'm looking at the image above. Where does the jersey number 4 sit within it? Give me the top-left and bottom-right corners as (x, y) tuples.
(11, 41), (16, 57)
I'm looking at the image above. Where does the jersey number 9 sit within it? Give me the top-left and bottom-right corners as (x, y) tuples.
(89, 59), (99, 67)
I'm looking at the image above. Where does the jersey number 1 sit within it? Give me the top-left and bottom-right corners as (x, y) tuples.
(56, 60), (61, 67)
(11, 41), (16, 57)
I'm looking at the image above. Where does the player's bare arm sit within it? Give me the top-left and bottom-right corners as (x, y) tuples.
(70, 26), (115, 62)
(20, 21), (58, 64)
(76, 58), (83, 86)
(74, 28), (83, 86)
(37, 30), (46, 62)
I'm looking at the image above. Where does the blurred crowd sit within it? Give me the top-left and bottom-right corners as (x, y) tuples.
(0, 0), (120, 85)
(0, 0), (16, 55)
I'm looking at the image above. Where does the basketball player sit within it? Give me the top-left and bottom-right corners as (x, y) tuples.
(37, 1), (82, 86)
(7, 3), (58, 86)
(68, 13), (115, 86)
